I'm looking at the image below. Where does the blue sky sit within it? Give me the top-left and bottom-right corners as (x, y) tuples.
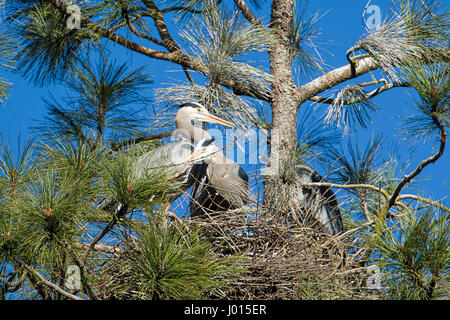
(0, 0), (448, 203)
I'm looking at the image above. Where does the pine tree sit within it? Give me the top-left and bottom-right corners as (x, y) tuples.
(0, 0), (448, 300)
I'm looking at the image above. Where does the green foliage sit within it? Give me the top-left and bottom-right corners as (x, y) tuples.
(324, 84), (378, 131)
(98, 143), (181, 210)
(1, 0), (449, 301)
(0, 137), (100, 268)
(353, 0), (449, 81)
(9, 1), (92, 85)
(39, 56), (152, 145)
(371, 209), (449, 299)
(112, 217), (244, 300)
(0, 132), (194, 299)
(0, 0), (15, 104)
(290, 1), (326, 80)
(400, 61), (450, 143)
(328, 136), (387, 187)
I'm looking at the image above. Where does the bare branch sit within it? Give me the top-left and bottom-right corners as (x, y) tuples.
(233, 0), (263, 28)
(0, 270), (27, 289)
(125, 14), (165, 46)
(387, 117), (447, 209)
(18, 259), (85, 300)
(309, 80), (410, 105)
(298, 57), (379, 106)
(81, 216), (118, 263)
(301, 181), (449, 213)
(300, 181), (390, 200)
(397, 194), (450, 212)
(141, 0), (180, 52)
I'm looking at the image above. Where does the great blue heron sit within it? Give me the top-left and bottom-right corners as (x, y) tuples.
(135, 102), (233, 184)
(262, 158), (343, 235)
(100, 103), (234, 214)
(293, 165), (343, 235)
(188, 138), (250, 217)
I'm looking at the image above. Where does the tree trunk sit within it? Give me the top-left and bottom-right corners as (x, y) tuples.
(264, 0), (298, 206)
(269, 0), (298, 160)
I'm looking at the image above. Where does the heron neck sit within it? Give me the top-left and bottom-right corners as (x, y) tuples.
(211, 149), (228, 166)
(176, 116), (211, 143)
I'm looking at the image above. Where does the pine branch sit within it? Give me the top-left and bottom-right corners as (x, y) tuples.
(298, 56), (379, 106)
(0, 270), (27, 289)
(387, 117), (446, 210)
(309, 80), (409, 105)
(396, 194), (449, 212)
(124, 14), (165, 46)
(301, 181), (450, 213)
(110, 131), (173, 151)
(141, 0), (180, 52)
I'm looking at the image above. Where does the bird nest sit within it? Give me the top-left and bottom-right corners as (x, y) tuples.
(188, 209), (376, 300)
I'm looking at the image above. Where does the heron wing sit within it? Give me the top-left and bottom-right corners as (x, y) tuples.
(309, 170), (343, 235)
(296, 166), (343, 235)
(135, 141), (193, 183)
(190, 162), (249, 217)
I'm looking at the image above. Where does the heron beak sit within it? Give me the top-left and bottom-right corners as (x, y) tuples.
(200, 113), (235, 128)
(186, 150), (206, 163)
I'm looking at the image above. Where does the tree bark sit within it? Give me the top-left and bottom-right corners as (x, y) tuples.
(269, 0), (297, 161)
(264, 0), (297, 205)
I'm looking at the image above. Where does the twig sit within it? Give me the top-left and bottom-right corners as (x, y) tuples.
(301, 182), (390, 200)
(125, 14), (165, 46)
(17, 259), (84, 300)
(419, 0), (442, 22)
(233, 0), (263, 28)
(397, 194), (450, 212)
(81, 203), (128, 263)
(361, 0), (373, 29)
(110, 131), (173, 151)
(309, 80), (408, 105)
(183, 67), (195, 85)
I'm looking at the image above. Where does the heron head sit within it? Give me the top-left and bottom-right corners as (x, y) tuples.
(186, 138), (220, 163)
(178, 102), (234, 128)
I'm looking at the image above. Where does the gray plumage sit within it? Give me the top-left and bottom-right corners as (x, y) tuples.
(134, 131), (193, 183)
(291, 165), (343, 235)
(189, 138), (250, 217)
(99, 102), (234, 214)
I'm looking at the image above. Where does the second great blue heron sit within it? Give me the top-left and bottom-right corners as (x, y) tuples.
(292, 165), (343, 235)
(262, 157), (343, 235)
(188, 138), (250, 217)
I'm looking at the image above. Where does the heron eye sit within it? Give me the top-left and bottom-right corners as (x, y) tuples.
(197, 108), (202, 113)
